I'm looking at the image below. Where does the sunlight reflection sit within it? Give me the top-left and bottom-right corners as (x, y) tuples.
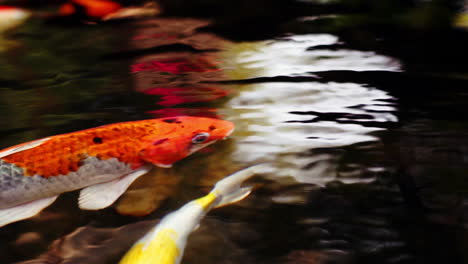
(224, 33), (399, 185)
(224, 34), (400, 78)
(227, 82), (397, 185)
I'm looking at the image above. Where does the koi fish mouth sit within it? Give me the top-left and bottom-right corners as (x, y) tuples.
(223, 127), (235, 140)
(154, 163), (173, 168)
(188, 140), (216, 155)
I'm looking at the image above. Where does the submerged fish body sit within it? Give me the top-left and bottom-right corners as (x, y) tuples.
(119, 164), (267, 264)
(0, 116), (234, 227)
(0, 6), (30, 34)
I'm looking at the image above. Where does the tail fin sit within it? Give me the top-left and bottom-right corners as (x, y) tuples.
(211, 164), (269, 208)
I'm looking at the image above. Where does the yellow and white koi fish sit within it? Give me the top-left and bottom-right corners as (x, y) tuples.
(119, 164), (267, 264)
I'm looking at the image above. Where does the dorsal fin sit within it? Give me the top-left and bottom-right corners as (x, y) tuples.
(0, 137), (51, 158)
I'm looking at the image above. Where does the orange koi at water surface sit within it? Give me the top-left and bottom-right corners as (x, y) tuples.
(59, 0), (122, 19)
(0, 116), (234, 227)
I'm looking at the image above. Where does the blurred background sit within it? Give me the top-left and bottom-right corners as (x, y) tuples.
(1, 0), (468, 263)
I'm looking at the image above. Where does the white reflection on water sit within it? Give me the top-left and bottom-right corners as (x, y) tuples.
(224, 34), (400, 185)
(231, 34), (400, 78)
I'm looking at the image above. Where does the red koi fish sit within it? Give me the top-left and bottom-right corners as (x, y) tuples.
(143, 87), (228, 107)
(59, 0), (122, 19)
(0, 116), (234, 227)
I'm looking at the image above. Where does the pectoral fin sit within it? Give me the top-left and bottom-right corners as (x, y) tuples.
(215, 186), (253, 208)
(0, 196), (58, 228)
(212, 164), (269, 208)
(79, 166), (151, 210)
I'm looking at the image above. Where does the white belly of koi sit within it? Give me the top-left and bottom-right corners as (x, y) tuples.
(0, 157), (134, 209)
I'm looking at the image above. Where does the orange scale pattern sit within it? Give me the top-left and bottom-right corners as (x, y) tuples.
(2, 121), (166, 178)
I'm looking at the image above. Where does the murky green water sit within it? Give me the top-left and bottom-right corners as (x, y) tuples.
(1, 1), (468, 263)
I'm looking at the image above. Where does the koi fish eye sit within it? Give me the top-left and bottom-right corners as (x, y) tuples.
(192, 132), (210, 144)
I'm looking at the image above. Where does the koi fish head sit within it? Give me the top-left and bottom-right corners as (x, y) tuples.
(140, 116), (234, 168)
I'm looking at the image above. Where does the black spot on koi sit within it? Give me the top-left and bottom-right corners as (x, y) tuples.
(162, 118), (182, 124)
(153, 138), (169, 145)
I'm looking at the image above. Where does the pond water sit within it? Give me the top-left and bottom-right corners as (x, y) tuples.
(1, 2), (468, 264)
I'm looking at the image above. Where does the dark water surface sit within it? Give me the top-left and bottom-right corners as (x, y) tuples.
(1, 1), (468, 263)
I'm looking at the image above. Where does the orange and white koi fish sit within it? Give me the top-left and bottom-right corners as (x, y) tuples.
(119, 164), (267, 264)
(0, 6), (30, 33)
(0, 116), (234, 227)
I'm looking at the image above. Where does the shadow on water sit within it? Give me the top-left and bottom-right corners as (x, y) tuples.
(0, 0), (468, 263)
